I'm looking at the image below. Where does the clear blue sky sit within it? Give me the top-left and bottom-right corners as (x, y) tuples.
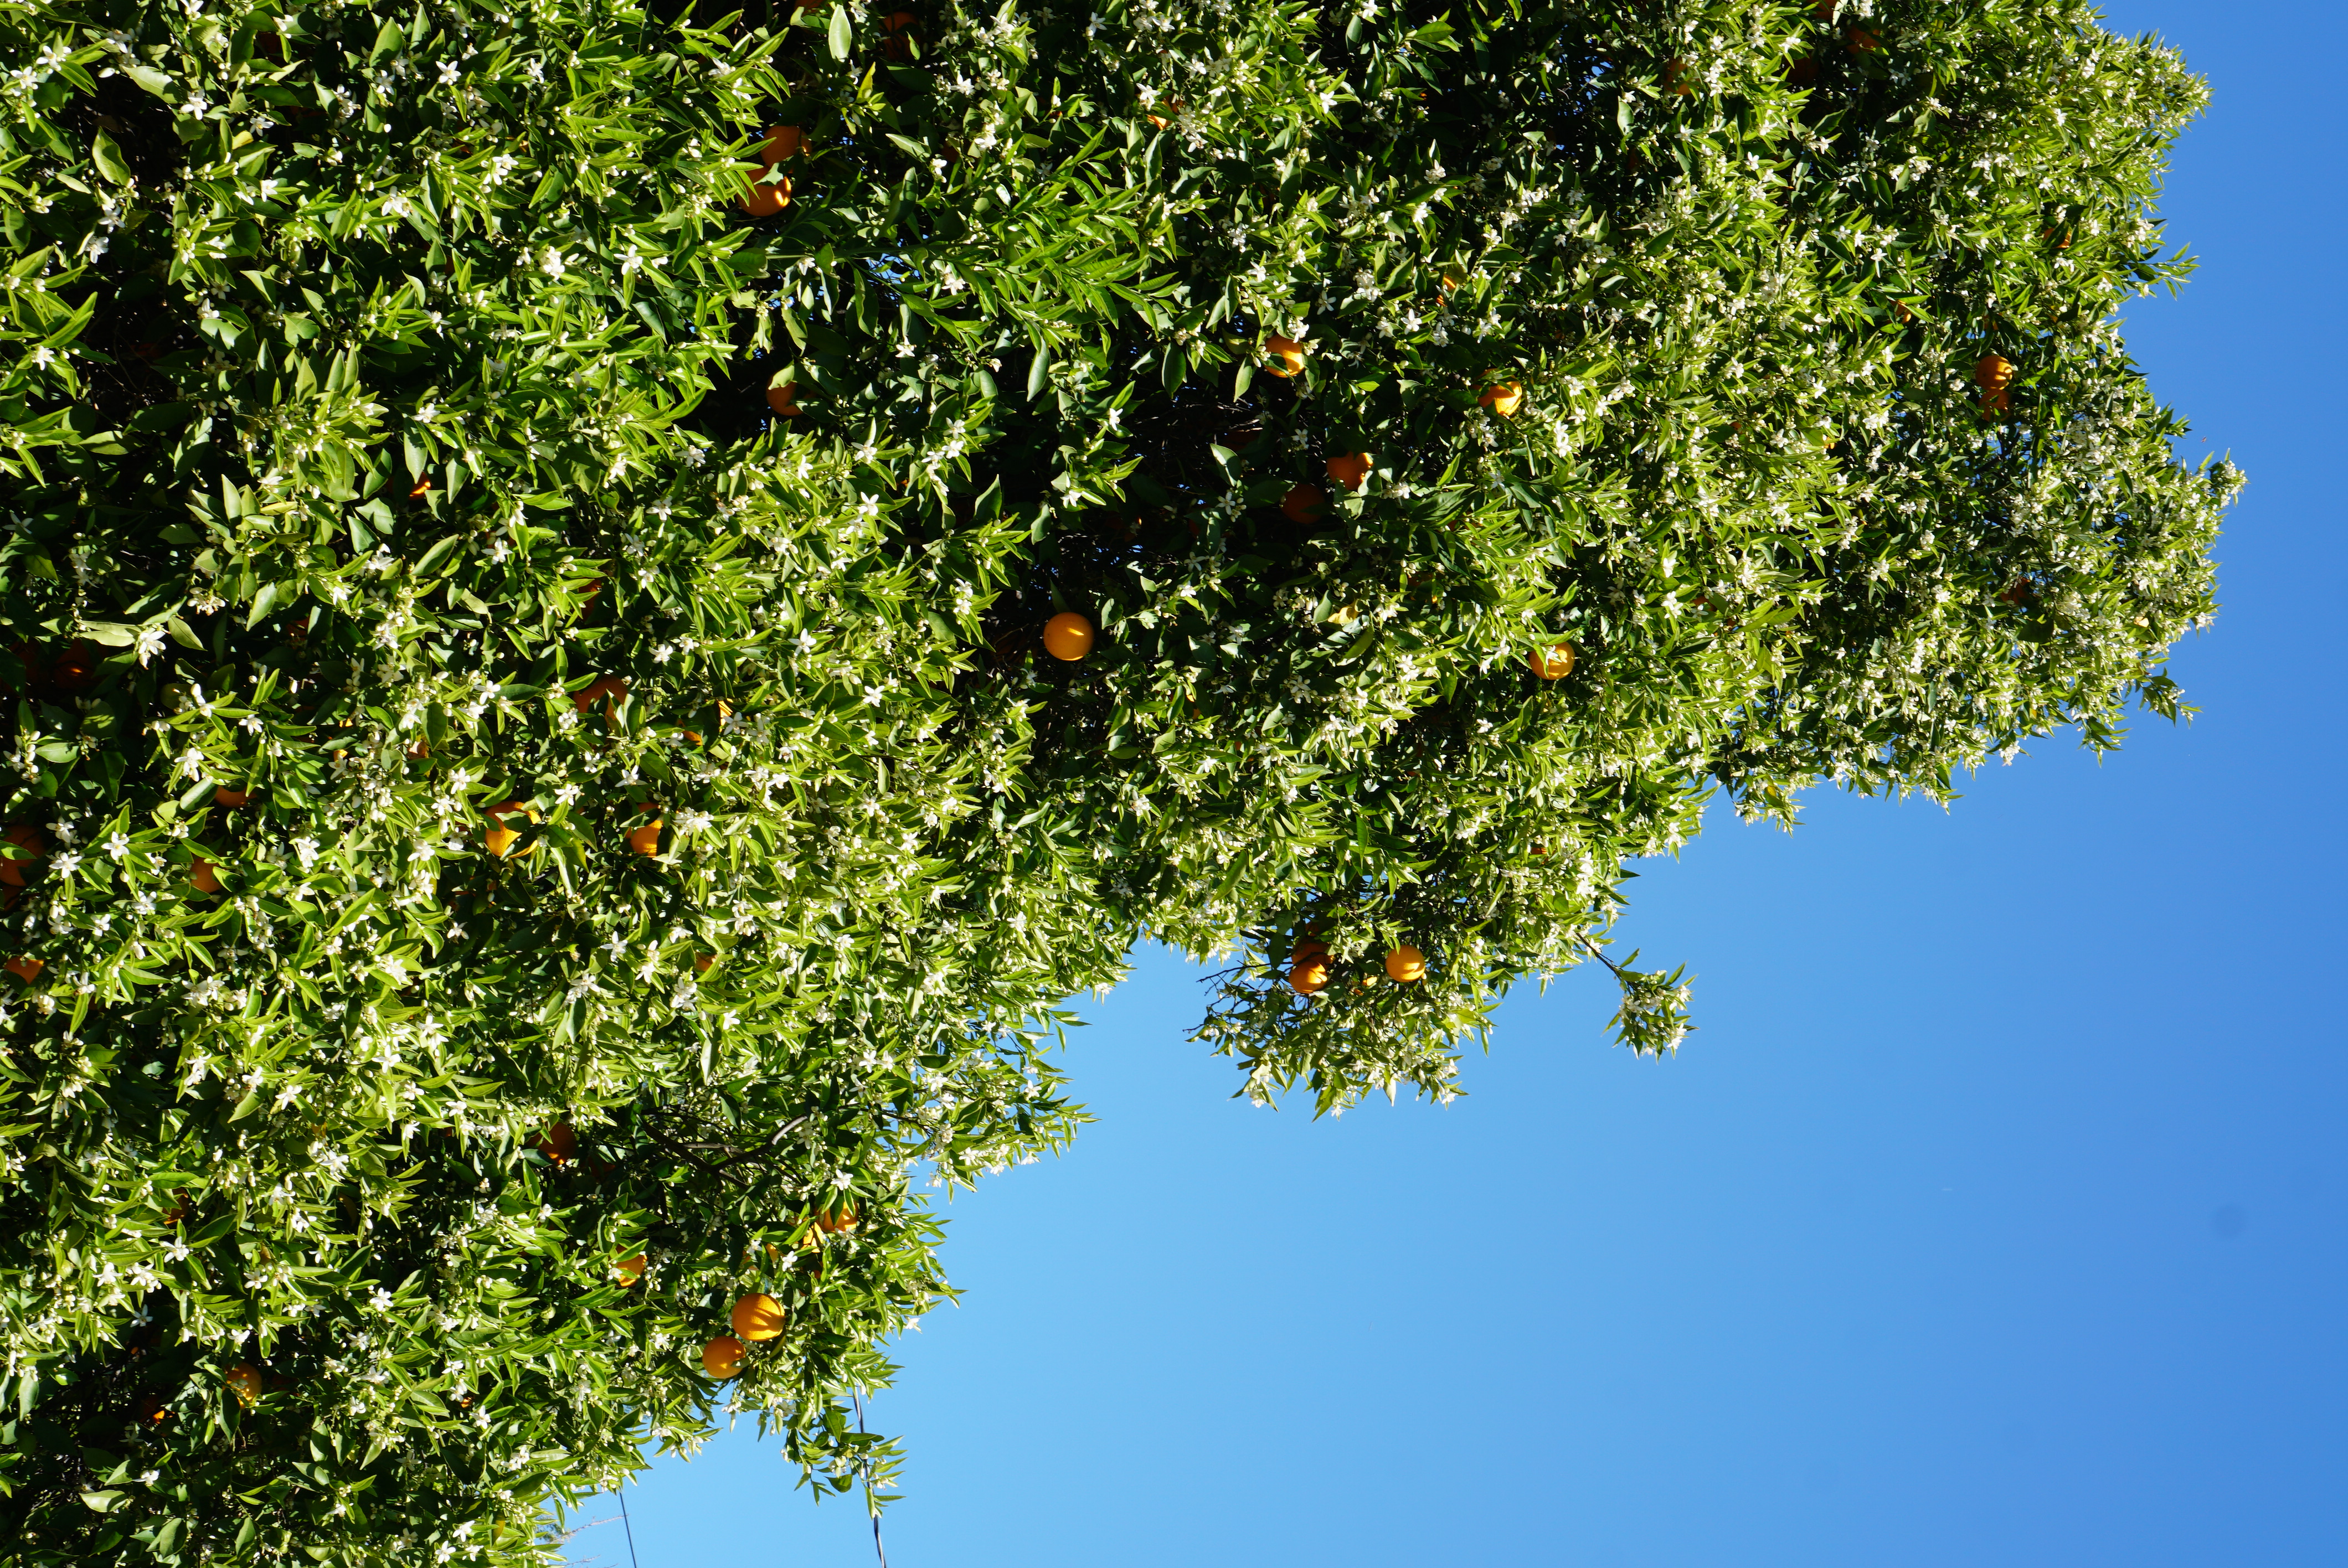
(571, 4), (2347, 1562)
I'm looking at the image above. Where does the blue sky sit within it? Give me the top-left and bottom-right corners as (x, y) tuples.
(570, 3), (2347, 1562)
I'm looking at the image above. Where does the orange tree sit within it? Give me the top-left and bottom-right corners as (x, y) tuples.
(0, 0), (2231, 1562)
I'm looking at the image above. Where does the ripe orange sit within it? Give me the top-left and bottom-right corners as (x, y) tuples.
(1262, 334), (1307, 377)
(694, 952), (715, 974)
(1325, 451), (1371, 491)
(225, 1363), (264, 1407)
(1291, 936), (1330, 964)
(189, 857), (222, 894)
(1847, 26), (1881, 51)
(408, 475), (431, 500)
(1479, 379), (1524, 417)
(701, 1335), (747, 1379)
(534, 1122), (577, 1164)
(815, 1204), (859, 1234)
(616, 1254), (646, 1287)
(628, 806), (663, 857)
(1975, 354), (2015, 414)
(730, 1292), (787, 1341)
(1530, 642), (1576, 680)
(1384, 945), (1427, 983)
(0, 824), (43, 887)
(1042, 612), (1095, 662)
(1281, 484), (1327, 526)
(740, 171), (791, 218)
(683, 698), (733, 749)
(214, 788), (251, 809)
(1288, 956), (1331, 996)
(758, 125), (805, 164)
(484, 800), (539, 858)
(766, 379), (802, 416)
(573, 675), (629, 723)
(49, 643), (96, 690)
(135, 1389), (171, 1423)
(882, 9), (917, 59)
(1664, 57), (1693, 96)
(4, 956), (40, 983)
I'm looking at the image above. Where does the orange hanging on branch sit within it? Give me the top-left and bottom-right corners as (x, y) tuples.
(1531, 642), (1577, 680)
(1281, 484), (1327, 526)
(1042, 612), (1095, 662)
(1479, 377), (1525, 417)
(730, 1293), (787, 1342)
(1975, 353), (2016, 414)
(701, 1336), (746, 1379)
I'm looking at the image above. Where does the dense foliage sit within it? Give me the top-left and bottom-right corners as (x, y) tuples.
(0, 0), (2232, 1561)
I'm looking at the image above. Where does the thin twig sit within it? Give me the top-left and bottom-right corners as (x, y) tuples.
(852, 1392), (888, 1568)
(617, 1488), (641, 1568)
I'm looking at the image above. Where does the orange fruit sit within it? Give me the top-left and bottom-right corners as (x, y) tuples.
(408, 475), (431, 500)
(1042, 612), (1095, 662)
(1531, 642), (1576, 680)
(1976, 354), (2015, 415)
(1846, 26), (1881, 51)
(1479, 379), (1524, 417)
(627, 806), (663, 857)
(740, 171), (791, 218)
(815, 1205), (859, 1234)
(214, 788), (251, 808)
(534, 1122), (577, 1164)
(766, 379), (802, 416)
(730, 1293), (787, 1342)
(225, 1363), (264, 1407)
(573, 675), (629, 723)
(1664, 57), (1693, 95)
(1291, 937), (1330, 964)
(683, 699), (732, 747)
(1325, 451), (1371, 491)
(483, 800), (538, 858)
(135, 1389), (171, 1424)
(882, 9), (917, 58)
(0, 824), (44, 888)
(4, 956), (40, 983)
(701, 1335), (747, 1379)
(758, 125), (805, 163)
(616, 1254), (647, 1286)
(1384, 945), (1427, 983)
(1281, 484), (1327, 526)
(189, 857), (222, 894)
(1262, 335), (1307, 377)
(49, 643), (96, 691)
(1288, 957), (1330, 996)
(695, 952), (715, 975)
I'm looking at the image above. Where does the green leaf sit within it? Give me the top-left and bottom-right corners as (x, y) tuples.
(89, 132), (131, 186)
(829, 5), (852, 60)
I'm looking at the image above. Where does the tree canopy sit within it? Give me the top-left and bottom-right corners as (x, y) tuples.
(0, 0), (2232, 1562)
